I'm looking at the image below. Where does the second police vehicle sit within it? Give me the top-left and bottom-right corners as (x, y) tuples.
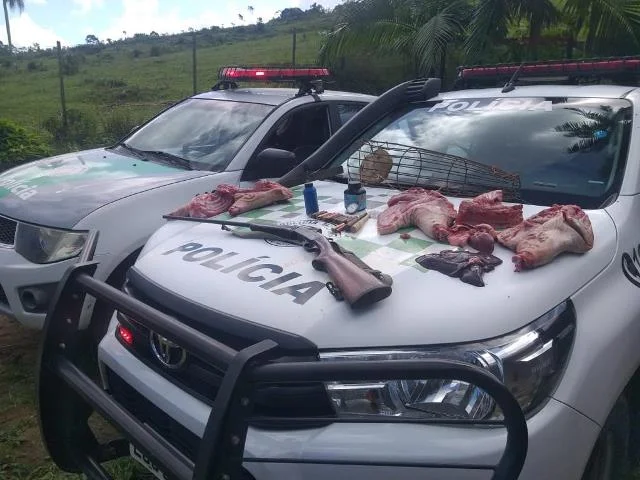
(36, 57), (640, 480)
(0, 66), (374, 332)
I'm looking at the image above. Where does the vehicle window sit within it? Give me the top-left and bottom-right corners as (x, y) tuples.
(241, 104), (331, 180)
(124, 98), (274, 171)
(263, 104), (331, 160)
(337, 103), (366, 126)
(332, 97), (633, 209)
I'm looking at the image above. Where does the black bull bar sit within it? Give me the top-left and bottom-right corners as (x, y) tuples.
(36, 234), (529, 480)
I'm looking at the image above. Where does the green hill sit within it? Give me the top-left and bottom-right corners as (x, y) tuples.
(0, 14), (332, 150)
(0, 8), (411, 159)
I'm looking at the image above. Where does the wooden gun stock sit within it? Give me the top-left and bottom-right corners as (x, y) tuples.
(311, 236), (392, 309)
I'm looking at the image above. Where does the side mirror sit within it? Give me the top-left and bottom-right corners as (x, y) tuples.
(256, 147), (296, 164)
(243, 148), (298, 181)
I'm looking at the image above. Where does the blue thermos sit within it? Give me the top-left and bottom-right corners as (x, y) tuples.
(303, 182), (319, 215)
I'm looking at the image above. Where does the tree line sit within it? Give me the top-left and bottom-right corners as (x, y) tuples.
(318, 0), (640, 86)
(1, 1), (329, 55)
(3, 0), (640, 93)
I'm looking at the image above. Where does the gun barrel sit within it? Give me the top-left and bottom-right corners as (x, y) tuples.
(164, 214), (391, 308)
(163, 215), (254, 229)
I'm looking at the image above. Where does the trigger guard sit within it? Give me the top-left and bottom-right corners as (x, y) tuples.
(311, 258), (325, 271)
(303, 242), (319, 253)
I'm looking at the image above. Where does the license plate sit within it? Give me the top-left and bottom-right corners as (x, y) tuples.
(130, 443), (169, 480)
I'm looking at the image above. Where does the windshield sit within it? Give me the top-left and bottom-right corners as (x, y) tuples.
(332, 96), (632, 209)
(122, 98), (275, 171)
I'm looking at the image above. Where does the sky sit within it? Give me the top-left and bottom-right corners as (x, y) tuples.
(0, 0), (344, 49)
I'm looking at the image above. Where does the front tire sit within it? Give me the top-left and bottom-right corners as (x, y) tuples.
(88, 250), (140, 345)
(581, 394), (630, 480)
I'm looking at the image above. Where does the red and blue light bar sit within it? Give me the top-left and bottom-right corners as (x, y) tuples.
(458, 56), (640, 79)
(218, 65), (331, 82)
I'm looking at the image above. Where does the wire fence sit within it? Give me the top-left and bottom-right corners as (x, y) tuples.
(43, 29), (301, 152)
(53, 30), (301, 127)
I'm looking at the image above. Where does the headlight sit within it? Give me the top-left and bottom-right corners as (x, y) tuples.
(15, 223), (88, 264)
(319, 301), (575, 421)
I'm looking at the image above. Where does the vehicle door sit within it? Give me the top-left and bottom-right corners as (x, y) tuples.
(239, 101), (368, 183)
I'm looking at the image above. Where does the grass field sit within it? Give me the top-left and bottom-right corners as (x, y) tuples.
(0, 12), (413, 159)
(0, 19), (333, 152)
(0, 315), (151, 480)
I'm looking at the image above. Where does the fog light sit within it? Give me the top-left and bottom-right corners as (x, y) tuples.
(117, 324), (134, 346)
(19, 284), (57, 313)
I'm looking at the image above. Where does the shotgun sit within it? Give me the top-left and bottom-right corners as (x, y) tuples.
(163, 215), (393, 309)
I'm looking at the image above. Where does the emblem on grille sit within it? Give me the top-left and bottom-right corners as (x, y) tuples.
(149, 332), (187, 370)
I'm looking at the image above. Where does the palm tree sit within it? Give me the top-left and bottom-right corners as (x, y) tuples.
(554, 106), (615, 153)
(465, 0), (559, 61)
(319, 0), (471, 79)
(3, 0), (24, 54)
(561, 0), (640, 57)
(553, 104), (632, 180)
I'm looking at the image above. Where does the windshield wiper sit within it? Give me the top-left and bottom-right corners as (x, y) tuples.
(115, 142), (148, 160)
(138, 150), (193, 170)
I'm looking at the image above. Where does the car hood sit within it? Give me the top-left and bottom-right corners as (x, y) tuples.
(0, 148), (209, 228)
(132, 181), (617, 349)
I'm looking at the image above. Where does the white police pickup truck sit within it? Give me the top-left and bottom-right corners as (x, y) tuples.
(0, 66), (374, 331)
(37, 57), (640, 480)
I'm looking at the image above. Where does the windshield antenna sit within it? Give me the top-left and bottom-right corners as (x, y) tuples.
(501, 62), (525, 93)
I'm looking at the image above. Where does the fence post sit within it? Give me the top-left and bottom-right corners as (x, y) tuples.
(192, 30), (197, 95)
(292, 28), (297, 67)
(56, 40), (68, 131)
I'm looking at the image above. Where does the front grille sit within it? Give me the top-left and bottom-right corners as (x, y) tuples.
(0, 216), (17, 245)
(120, 315), (224, 404)
(106, 368), (201, 461)
(118, 281), (335, 420)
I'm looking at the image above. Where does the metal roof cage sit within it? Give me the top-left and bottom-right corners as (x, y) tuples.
(453, 55), (640, 90)
(36, 232), (529, 480)
(343, 140), (522, 202)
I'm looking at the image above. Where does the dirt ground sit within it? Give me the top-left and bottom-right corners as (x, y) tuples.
(0, 315), (147, 480)
(0, 314), (52, 478)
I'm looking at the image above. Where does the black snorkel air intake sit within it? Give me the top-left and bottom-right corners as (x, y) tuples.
(277, 77), (442, 188)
